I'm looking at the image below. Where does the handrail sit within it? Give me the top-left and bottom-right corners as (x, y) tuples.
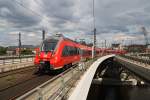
(0, 55), (35, 60)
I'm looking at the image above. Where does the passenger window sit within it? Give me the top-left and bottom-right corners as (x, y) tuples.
(62, 46), (69, 56)
(62, 46), (80, 56)
(67, 46), (71, 56)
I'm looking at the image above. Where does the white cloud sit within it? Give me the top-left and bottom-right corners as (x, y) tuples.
(28, 33), (36, 37)
(8, 31), (25, 35)
(113, 32), (144, 42)
(0, 0), (150, 46)
(0, 7), (11, 16)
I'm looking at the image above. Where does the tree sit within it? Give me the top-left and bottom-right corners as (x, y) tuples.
(0, 47), (7, 55)
(21, 49), (33, 55)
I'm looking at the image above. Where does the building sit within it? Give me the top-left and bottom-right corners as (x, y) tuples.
(7, 45), (36, 55)
(6, 46), (16, 55)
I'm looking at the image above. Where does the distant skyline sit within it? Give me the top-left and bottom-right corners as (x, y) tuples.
(0, 0), (150, 46)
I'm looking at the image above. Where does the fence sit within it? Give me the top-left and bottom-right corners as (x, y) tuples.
(0, 55), (34, 66)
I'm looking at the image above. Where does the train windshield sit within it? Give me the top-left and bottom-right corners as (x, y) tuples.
(41, 39), (58, 52)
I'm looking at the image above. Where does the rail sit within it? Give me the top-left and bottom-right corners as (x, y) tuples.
(115, 56), (150, 83)
(17, 59), (95, 100)
(139, 53), (150, 57)
(120, 55), (150, 65)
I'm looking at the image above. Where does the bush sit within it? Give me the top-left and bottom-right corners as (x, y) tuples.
(0, 47), (7, 55)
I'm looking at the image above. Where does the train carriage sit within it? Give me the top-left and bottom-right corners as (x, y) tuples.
(34, 35), (92, 73)
(34, 35), (126, 73)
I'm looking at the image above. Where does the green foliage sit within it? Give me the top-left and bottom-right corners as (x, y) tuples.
(21, 49), (33, 55)
(0, 47), (7, 55)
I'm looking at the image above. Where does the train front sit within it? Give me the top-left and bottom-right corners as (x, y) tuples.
(34, 38), (58, 73)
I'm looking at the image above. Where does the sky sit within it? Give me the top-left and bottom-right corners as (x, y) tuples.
(0, 0), (150, 47)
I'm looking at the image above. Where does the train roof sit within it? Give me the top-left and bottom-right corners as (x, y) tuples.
(44, 34), (95, 49)
(45, 34), (78, 44)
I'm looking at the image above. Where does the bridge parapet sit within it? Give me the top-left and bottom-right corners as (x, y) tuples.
(68, 54), (115, 100)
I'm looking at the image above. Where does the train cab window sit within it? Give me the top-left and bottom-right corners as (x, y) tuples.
(41, 39), (58, 52)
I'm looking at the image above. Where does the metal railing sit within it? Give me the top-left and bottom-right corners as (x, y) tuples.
(0, 55), (35, 60)
(17, 60), (94, 100)
(0, 56), (34, 66)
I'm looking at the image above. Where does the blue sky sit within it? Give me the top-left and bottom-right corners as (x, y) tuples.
(0, 0), (150, 46)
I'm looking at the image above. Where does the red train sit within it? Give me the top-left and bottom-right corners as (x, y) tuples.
(105, 49), (127, 55)
(34, 35), (100, 73)
(34, 35), (126, 73)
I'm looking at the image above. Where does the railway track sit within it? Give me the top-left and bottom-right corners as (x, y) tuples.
(0, 66), (35, 78)
(16, 63), (91, 100)
(0, 67), (36, 92)
(0, 75), (53, 100)
(121, 55), (150, 65)
(0, 66), (54, 100)
(0, 63), (80, 100)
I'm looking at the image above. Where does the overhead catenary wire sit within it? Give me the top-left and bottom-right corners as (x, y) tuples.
(11, 0), (49, 41)
(11, 0), (78, 29)
(12, 0), (43, 18)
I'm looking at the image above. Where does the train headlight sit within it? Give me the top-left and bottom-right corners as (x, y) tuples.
(44, 54), (47, 58)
